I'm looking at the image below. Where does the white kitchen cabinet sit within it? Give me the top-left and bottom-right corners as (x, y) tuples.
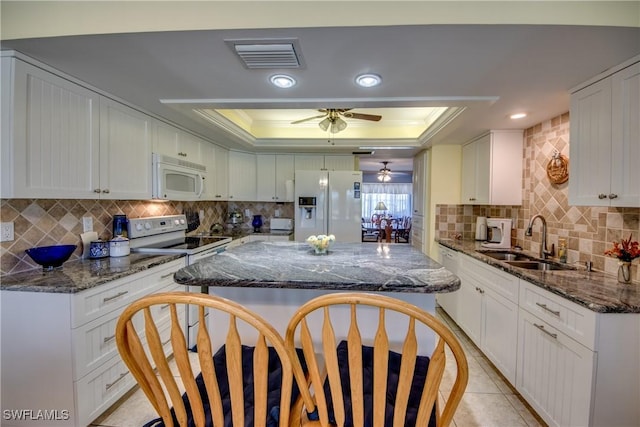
(435, 245), (459, 318)
(517, 308), (594, 427)
(461, 130), (523, 205)
(256, 154), (294, 202)
(412, 150), (427, 216)
(516, 279), (639, 427)
(441, 249), (519, 383)
(1, 57), (101, 199)
(0, 258), (184, 427)
(228, 151), (256, 201)
(0, 56), (153, 200)
(294, 154), (355, 171)
(199, 141), (216, 200)
(213, 144), (229, 200)
(569, 58), (640, 207)
(153, 121), (203, 163)
(98, 97), (153, 199)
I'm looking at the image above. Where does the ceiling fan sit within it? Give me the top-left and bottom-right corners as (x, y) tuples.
(378, 161), (393, 182)
(291, 109), (382, 133)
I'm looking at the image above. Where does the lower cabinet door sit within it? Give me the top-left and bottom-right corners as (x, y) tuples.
(455, 277), (482, 344)
(481, 287), (518, 384)
(516, 308), (595, 427)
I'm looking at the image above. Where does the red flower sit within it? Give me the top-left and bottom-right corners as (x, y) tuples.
(604, 233), (640, 262)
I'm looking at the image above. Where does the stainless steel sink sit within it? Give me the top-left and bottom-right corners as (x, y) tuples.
(478, 251), (533, 261)
(505, 260), (573, 271)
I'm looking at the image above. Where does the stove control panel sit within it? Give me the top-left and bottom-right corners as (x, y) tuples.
(129, 214), (187, 238)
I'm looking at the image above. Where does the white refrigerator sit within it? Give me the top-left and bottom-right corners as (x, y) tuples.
(294, 170), (363, 242)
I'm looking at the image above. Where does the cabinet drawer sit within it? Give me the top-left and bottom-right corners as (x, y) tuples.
(71, 259), (184, 327)
(460, 254), (519, 304)
(75, 354), (136, 427)
(519, 280), (597, 349)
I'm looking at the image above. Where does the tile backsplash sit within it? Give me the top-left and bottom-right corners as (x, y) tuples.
(0, 199), (293, 274)
(436, 112), (639, 282)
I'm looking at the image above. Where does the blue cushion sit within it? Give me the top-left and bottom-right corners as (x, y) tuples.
(143, 345), (306, 427)
(309, 341), (436, 427)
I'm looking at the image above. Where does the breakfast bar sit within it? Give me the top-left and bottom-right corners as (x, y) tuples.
(174, 240), (460, 292)
(174, 241), (459, 352)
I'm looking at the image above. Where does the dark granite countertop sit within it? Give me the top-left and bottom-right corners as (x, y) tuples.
(0, 253), (184, 294)
(437, 239), (640, 314)
(174, 241), (460, 293)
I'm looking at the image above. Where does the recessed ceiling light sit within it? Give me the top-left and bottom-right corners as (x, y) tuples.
(270, 74), (296, 88)
(355, 73), (382, 88)
(510, 112), (527, 119)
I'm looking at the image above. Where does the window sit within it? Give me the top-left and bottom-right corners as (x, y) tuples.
(362, 183), (412, 220)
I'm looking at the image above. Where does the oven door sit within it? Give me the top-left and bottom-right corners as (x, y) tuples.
(152, 153), (205, 201)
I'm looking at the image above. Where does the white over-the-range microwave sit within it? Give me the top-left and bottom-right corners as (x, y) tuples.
(152, 153), (206, 201)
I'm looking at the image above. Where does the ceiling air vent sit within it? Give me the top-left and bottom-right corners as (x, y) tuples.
(225, 38), (305, 69)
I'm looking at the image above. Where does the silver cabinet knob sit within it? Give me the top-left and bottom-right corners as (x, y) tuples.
(94, 188), (101, 193)
(609, 193), (618, 199)
(102, 189), (110, 194)
(598, 193), (607, 199)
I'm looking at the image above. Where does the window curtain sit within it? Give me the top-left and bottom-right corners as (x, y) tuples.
(362, 183), (413, 220)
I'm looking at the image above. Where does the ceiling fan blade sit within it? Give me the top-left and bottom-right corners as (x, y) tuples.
(291, 114), (327, 124)
(344, 112), (382, 121)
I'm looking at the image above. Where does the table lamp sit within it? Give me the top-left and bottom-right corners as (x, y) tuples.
(375, 201), (388, 218)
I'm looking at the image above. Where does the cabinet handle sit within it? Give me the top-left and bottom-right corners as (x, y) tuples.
(469, 198), (476, 201)
(105, 372), (128, 390)
(608, 193), (618, 199)
(103, 334), (116, 344)
(475, 286), (484, 294)
(102, 189), (110, 194)
(598, 193), (607, 199)
(103, 290), (128, 302)
(94, 188), (102, 193)
(160, 304), (170, 310)
(178, 152), (187, 157)
(535, 302), (560, 316)
(533, 323), (558, 339)
(160, 273), (174, 279)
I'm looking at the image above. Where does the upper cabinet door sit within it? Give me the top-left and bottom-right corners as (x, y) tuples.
(570, 59), (639, 207)
(610, 62), (640, 207)
(3, 58), (101, 199)
(213, 145), (229, 200)
(99, 97), (152, 200)
(228, 151), (256, 201)
(257, 154), (294, 202)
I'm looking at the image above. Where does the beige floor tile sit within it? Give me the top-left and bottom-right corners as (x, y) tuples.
(452, 392), (529, 427)
(505, 394), (546, 427)
(91, 387), (158, 427)
(442, 355), (502, 394)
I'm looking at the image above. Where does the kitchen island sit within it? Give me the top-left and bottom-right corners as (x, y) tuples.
(174, 240), (459, 292)
(175, 241), (459, 353)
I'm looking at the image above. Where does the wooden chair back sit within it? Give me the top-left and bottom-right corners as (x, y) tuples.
(115, 291), (294, 427)
(285, 293), (468, 427)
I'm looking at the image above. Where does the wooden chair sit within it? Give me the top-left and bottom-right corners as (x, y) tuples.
(285, 293), (468, 427)
(395, 217), (412, 243)
(115, 291), (296, 427)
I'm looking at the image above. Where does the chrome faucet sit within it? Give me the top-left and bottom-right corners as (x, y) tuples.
(525, 214), (554, 259)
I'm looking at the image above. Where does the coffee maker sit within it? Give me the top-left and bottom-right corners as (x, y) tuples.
(481, 218), (512, 249)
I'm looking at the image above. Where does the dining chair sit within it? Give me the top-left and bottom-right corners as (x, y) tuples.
(285, 293), (468, 427)
(116, 291), (297, 427)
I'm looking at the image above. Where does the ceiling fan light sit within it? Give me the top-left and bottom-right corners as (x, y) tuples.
(269, 74), (296, 88)
(330, 118), (348, 133)
(318, 117), (331, 131)
(355, 73), (382, 88)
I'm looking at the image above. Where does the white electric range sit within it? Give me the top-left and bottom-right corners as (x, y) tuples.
(129, 214), (232, 348)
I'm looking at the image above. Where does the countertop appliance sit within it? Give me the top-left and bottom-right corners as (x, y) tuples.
(269, 218), (294, 233)
(475, 216), (487, 241)
(129, 214), (232, 348)
(152, 153), (206, 201)
(294, 170), (362, 243)
(481, 218), (513, 249)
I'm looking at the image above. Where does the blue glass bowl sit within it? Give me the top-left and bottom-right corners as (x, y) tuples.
(25, 244), (77, 271)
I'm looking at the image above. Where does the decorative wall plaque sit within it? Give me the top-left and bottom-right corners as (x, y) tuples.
(546, 151), (569, 184)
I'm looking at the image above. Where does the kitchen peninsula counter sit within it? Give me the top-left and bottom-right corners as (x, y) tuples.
(174, 241), (459, 293)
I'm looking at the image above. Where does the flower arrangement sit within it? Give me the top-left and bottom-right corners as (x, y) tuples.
(604, 233), (640, 263)
(306, 234), (335, 254)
